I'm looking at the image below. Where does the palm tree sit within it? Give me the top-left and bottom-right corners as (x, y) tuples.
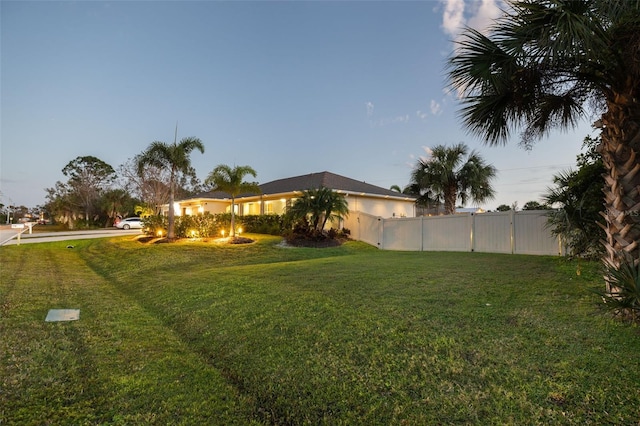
(137, 136), (205, 239)
(100, 188), (136, 227)
(287, 187), (349, 233)
(205, 165), (260, 237)
(410, 143), (496, 214)
(448, 0), (640, 292)
(392, 183), (442, 215)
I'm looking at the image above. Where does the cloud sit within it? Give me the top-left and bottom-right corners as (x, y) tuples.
(396, 115), (410, 124)
(416, 100), (442, 121)
(419, 146), (434, 163)
(440, 0), (504, 42)
(440, 0), (504, 98)
(430, 100), (442, 115)
(372, 115), (410, 127)
(467, 0), (502, 34)
(368, 105), (410, 127)
(366, 102), (374, 117)
(441, 0), (466, 38)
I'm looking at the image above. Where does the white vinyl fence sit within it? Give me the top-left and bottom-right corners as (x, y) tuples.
(343, 210), (565, 256)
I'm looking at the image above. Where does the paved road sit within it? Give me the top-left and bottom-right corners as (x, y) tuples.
(0, 225), (143, 246)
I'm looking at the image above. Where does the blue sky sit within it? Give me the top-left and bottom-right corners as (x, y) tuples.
(1, 0), (596, 210)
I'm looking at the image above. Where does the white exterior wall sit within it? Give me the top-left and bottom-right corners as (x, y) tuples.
(201, 201), (230, 215)
(175, 193), (414, 220)
(345, 195), (414, 219)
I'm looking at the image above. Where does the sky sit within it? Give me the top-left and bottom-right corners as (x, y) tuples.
(1, 0), (598, 211)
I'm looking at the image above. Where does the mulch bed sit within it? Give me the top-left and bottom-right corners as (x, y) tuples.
(227, 236), (255, 244)
(284, 238), (343, 248)
(135, 235), (255, 245)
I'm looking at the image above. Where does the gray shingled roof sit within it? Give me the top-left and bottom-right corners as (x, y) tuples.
(182, 171), (414, 200)
(259, 171), (410, 197)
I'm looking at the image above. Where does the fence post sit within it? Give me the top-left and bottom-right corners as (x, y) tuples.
(470, 213), (475, 252)
(421, 216), (424, 252)
(510, 210), (516, 254)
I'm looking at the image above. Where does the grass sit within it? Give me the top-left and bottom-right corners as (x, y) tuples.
(1, 234), (639, 425)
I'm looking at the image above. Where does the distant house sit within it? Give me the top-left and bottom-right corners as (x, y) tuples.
(168, 171), (417, 219)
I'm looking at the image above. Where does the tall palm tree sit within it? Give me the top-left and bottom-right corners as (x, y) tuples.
(447, 0), (640, 291)
(287, 187), (349, 233)
(137, 136), (204, 239)
(410, 143), (496, 214)
(205, 165), (260, 237)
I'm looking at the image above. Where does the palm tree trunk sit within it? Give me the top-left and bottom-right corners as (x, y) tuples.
(168, 171), (176, 239)
(230, 198), (236, 237)
(444, 187), (457, 215)
(598, 96), (640, 294)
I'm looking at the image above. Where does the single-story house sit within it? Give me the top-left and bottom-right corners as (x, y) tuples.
(167, 171), (417, 219)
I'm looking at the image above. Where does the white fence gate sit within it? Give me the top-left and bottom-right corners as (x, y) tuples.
(343, 210), (564, 256)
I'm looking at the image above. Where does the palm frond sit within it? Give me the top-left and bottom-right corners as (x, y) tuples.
(447, 0), (639, 148)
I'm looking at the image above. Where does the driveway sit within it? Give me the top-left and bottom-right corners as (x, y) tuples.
(0, 225), (143, 246)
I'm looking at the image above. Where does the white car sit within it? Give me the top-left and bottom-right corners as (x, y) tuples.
(115, 217), (144, 230)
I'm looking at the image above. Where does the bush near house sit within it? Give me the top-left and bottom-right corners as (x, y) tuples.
(241, 214), (284, 236)
(142, 214), (284, 239)
(141, 212), (343, 241)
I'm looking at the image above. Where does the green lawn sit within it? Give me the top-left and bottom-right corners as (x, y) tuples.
(1, 235), (639, 425)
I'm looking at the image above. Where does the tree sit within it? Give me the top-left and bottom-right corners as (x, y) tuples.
(544, 136), (605, 258)
(286, 187), (349, 234)
(119, 157), (171, 215)
(137, 135), (204, 239)
(523, 201), (549, 210)
(100, 188), (138, 227)
(62, 156), (116, 222)
(391, 183), (440, 215)
(496, 204), (512, 212)
(410, 143), (496, 214)
(45, 181), (78, 227)
(448, 0), (640, 294)
(205, 164), (260, 237)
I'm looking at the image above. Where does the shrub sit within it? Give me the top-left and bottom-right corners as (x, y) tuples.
(241, 214), (284, 235)
(142, 213), (284, 239)
(142, 215), (168, 237)
(598, 254), (640, 324)
(174, 214), (228, 238)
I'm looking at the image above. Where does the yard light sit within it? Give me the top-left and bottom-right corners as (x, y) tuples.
(221, 229), (225, 237)
(237, 227), (242, 235)
(190, 230), (197, 238)
(157, 229), (163, 237)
